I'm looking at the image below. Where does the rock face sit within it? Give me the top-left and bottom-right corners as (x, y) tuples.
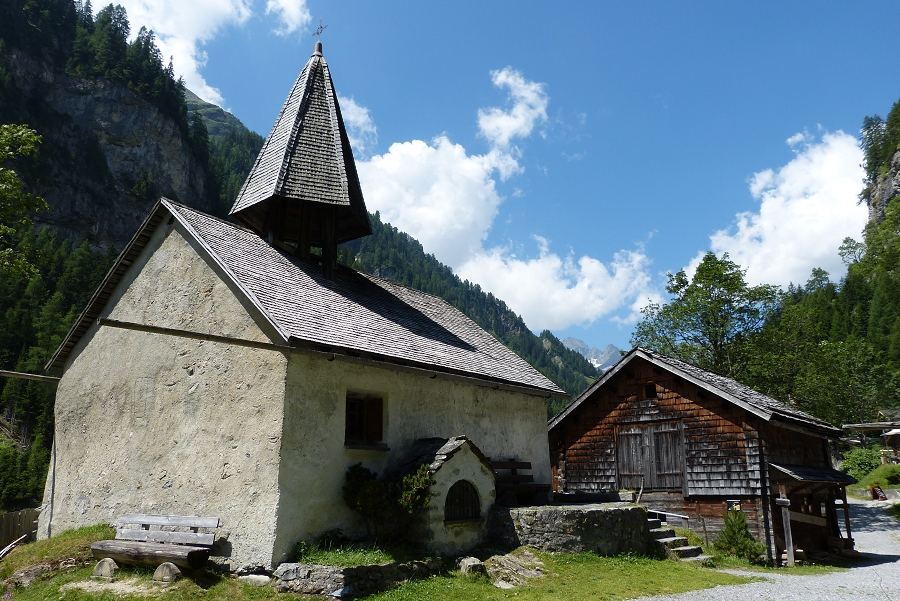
(864, 148), (900, 224)
(561, 339), (622, 372)
(489, 503), (650, 555)
(2, 47), (210, 250)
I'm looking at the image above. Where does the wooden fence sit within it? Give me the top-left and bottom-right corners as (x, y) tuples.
(0, 508), (40, 548)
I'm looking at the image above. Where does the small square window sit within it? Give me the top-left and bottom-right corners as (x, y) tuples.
(644, 383), (658, 400)
(345, 393), (383, 445)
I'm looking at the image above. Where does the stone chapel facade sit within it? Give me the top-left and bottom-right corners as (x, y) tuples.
(38, 42), (561, 571)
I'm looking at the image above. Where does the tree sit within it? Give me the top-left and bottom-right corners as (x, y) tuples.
(0, 124), (47, 277)
(631, 252), (780, 379)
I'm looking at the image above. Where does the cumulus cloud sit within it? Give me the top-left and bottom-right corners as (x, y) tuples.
(357, 68), (657, 332)
(697, 130), (867, 287)
(116, 0), (310, 105)
(358, 136), (506, 268)
(338, 95), (377, 155)
(477, 67), (549, 149)
(457, 240), (657, 330)
(265, 0), (311, 36)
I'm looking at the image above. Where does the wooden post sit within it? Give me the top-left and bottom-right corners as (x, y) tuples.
(777, 485), (794, 567)
(840, 486), (853, 546)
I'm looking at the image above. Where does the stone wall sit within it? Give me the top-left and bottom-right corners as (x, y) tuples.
(488, 503), (650, 555)
(273, 558), (443, 598)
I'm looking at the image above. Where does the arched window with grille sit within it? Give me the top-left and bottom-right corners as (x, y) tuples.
(444, 480), (480, 522)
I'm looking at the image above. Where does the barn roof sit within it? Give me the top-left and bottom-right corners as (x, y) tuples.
(548, 347), (841, 438)
(229, 40), (371, 243)
(46, 199), (562, 396)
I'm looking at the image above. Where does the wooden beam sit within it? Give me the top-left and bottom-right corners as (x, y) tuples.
(91, 540), (209, 570)
(0, 370), (60, 383)
(778, 485), (794, 567)
(840, 486), (853, 543)
(789, 511), (827, 527)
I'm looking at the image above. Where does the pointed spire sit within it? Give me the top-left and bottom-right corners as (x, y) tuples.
(230, 40), (371, 269)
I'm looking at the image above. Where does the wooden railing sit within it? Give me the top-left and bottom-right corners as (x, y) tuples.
(0, 508), (40, 549)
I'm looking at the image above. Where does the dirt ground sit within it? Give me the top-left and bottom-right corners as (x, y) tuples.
(635, 497), (900, 601)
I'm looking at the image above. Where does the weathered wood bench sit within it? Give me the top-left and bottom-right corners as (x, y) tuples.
(91, 514), (220, 570)
(490, 459), (551, 504)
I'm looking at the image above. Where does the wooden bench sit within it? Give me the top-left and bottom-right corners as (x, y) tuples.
(490, 459), (551, 504)
(91, 514), (219, 570)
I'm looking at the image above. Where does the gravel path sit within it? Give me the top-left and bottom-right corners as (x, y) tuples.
(633, 498), (900, 601)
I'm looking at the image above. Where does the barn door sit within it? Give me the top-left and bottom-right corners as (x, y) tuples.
(616, 421), (684, 491)
(616, 428), (647, 490)
(653, 426), (684, 490)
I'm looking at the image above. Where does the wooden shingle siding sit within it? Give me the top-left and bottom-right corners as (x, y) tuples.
(555, 358), (760, 496)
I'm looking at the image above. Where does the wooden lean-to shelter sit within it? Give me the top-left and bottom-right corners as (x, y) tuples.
(548, 347), (856, 562)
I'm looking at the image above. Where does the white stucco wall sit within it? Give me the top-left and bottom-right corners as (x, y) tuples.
(272, 353), (550, 561)
(423, 444), (496, 555)
(39, 222), (289, 571)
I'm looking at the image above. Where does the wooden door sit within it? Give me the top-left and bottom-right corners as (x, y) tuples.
(616, 421), (684, 491)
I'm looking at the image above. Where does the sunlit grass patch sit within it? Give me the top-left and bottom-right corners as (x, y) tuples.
(0, 524), (114, 581)
(364, 550), (755, 601)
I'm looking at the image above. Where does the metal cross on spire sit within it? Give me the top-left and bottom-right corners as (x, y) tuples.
(313, 19), (328, 40)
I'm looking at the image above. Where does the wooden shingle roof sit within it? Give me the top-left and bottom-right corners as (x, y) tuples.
(230, 41), (370, 243)
(47, 199), (562, 396)
(548, 347), (841, 438)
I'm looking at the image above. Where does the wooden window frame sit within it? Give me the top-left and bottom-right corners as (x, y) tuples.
(344, 393), (384, 448)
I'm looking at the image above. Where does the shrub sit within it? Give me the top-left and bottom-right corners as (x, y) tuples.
(858, 464), (900, 488)
(342, 463), (433, 542)
(713, 509), (765, 561)
(840, 447), (882, 481)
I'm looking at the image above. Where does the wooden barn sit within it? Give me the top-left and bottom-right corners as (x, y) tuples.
(548, 347), (856, 563)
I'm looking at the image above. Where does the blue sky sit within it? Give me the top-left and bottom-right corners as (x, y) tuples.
(118, 1), (896, 351)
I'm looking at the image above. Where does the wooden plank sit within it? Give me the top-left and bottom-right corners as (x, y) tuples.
(116, 529), (215, 546)
(788, 511), (827, 527)
(494, 474), (535, 484)
(116, 514), (219, 529)
(91, 540), (209, 570)
(491, 461), (532, 470)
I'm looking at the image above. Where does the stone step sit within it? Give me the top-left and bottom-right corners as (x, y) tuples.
(654, 536), (688, 549)
(672, 545), (703, 559)
(681, 553), (714, 563)
(646, 518), (661, 529)
(649, 527), (676, 540)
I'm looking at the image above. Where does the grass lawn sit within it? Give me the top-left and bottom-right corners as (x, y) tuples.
(367, 553), (755, 601)
(1, 525), (761, 601)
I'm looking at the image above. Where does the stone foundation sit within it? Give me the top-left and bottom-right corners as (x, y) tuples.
(273, 558), (443, 597)
(488, 502), (650, 555)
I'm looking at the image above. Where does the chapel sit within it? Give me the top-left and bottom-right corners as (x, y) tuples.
(37, 41), (561, 570)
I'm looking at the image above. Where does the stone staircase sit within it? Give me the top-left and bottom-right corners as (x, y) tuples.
(647, 517), (712, 562)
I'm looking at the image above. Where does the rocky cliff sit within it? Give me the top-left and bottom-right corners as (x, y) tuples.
(1, 47), (210, 250)
(865, 147), (900, 224)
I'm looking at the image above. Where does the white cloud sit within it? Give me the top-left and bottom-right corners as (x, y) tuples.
(357, 68), (657, 332)
(338, 95), (377, 155)
(358, 136), (506, 268)
(477, 67), (549, 149)
(457, 240), (657, 330)
(697, 130), (867, 287)
(116, 0), (310, 105)
(265, 0), (311, 36)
